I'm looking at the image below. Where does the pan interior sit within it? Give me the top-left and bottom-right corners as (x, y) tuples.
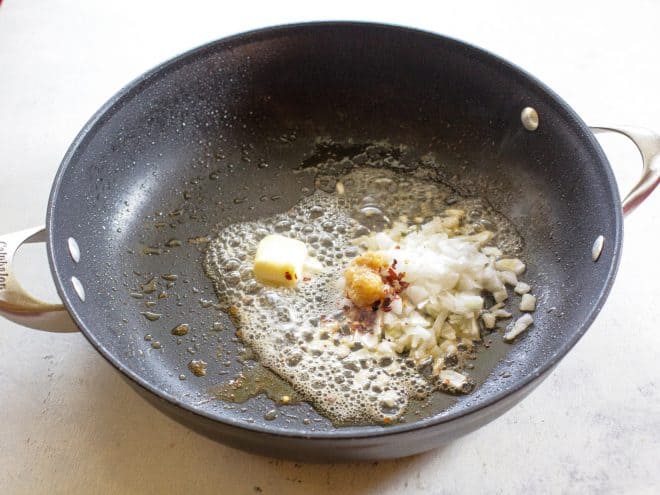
(47, 23), (621, 437)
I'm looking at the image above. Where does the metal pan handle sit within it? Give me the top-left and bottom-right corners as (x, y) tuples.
(0, 226), (78, 332)
(591, 126), (660, 216)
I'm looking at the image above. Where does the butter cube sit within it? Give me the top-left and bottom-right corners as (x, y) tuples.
(253, 234), (308, 287)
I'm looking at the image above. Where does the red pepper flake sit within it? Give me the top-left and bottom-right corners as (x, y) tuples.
(284, 271), (292, 281)
(382, 297), (392, 312)
(382, 260), (409, 295)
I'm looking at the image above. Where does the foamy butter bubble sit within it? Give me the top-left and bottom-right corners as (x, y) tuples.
(204, 167), (520, 424)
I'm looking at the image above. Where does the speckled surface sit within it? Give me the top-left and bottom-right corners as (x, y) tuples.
(1, 0), (658, 493)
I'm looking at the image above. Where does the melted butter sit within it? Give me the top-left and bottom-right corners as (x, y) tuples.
(210, 361), (300, 405)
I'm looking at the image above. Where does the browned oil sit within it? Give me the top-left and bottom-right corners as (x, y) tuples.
(141, 277), (157, 294)
(171, 323), (190, 336)
(141, 311), (161, 321)
(209, 361), (300, 405)
(188, 359), (208, 377)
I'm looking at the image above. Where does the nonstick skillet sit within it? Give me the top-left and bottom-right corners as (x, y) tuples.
(1, 22), (658, 461)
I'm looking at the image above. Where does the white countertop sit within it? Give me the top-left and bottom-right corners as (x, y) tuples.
(1, 1), (658, 493)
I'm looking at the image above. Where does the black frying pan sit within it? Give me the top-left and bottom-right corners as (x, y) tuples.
(1, 23), (658, 462)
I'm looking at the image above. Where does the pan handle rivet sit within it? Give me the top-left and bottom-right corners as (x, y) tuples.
(521, 107), (539, 131)
(592, 235), (605, 261)
(71, 276), (86, 301)
(67, 237), (81, 263)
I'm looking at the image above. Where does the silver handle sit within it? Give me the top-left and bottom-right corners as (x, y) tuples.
(0, 226), (78, 332)
(591, 126), (660, 216)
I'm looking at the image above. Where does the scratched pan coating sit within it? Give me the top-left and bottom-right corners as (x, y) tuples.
(46, 23), (621, 461)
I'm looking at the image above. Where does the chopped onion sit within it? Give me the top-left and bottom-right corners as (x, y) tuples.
(439, 323), (457, 340)
(389, 297), (403, 315)
(348, 214), (536, 382)
(520, 293), (536, 312)
(514, 282), (531, 295)
(504, 314), (534, 341)
(493, 289), (509, 303)
(499, 270), (518, 287)
(481, 312), (496, 329)
(482, 246), (502, 257)
(431, 311), (448, 334)
(406, 285), (430, 306)
(438, 370), (474, 393)
(492, 308), (512, 319)
(454, 294), (484, 314)
(495, 258), (526, 275)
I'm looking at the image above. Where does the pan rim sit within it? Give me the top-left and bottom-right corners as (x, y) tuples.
(46, 20), (623, 441)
